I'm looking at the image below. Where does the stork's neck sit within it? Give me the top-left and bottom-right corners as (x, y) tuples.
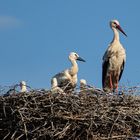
(112, 27), (120, 43)
(69, 59), (78, 75)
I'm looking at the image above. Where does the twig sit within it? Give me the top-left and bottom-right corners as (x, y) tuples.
(18, 110), (28, 140)
(108, 111), (120, 138)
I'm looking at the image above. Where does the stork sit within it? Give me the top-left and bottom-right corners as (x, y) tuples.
(51, 78), (65, 94)
(51, 52), (85, 92)
(80, 79), (87, 90)
(3, 81), (28, 96)
(19, 81), (28, 92)
(102, 20), (127, 93)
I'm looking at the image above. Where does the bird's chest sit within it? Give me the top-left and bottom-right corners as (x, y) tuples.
(109, 49), (125, 70)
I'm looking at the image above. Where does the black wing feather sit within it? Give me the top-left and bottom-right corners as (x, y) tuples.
(119, 60), (125, 81)
(102, 60), (109, 88)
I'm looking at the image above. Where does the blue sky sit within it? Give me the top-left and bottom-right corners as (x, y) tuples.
(0, 0), (140, 89)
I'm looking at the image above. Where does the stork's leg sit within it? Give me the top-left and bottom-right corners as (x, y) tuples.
(109, 74), (113, 91)
(113, 82), (118, 94)
(115, 81), (118, 94)
(113, 74), (119, 94)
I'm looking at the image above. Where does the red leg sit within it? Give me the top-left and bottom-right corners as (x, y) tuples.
(109, 74), (113, 91)
(115, 81), (118, 94)
(116, 75), (119, 93)
(114, 75), (119, 94)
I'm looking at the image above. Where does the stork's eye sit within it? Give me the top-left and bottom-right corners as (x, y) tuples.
(114, 22), (117, 25)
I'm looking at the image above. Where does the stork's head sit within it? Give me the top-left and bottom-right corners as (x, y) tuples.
(110, 20), (127, 37)
(69, 52), (86, 62)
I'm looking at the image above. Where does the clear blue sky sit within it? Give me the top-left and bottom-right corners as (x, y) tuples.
(0, 0), (140, 89)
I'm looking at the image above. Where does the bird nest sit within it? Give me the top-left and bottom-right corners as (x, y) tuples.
(0, 87), (140, 140)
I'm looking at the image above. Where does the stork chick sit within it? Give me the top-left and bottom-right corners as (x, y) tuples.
(51, 77), (65, 94)
(102, 20), (127, 93)
(20, 81), (27, 92)
(80, 79), (87, 90)
(51, 52), (85, 92)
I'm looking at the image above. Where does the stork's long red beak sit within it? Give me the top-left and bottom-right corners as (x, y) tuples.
(116, 25), (127, 37)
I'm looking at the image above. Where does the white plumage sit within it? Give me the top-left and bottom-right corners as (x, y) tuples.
(51, 52), (85, 92)
(20, 81), (28, 92)
(80, 79), (87, 90)
(102, 20), (127, 93)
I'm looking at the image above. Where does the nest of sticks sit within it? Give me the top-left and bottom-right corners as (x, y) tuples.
(0, 86), (140, 140)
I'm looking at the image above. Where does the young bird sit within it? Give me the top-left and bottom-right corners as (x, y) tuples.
(51, 52), (85, 92)
(80, 79), (87, 91)
(20, 81), (28, 92)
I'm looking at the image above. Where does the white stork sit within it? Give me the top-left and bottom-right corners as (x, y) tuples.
(51, 78), (65, 94)
(102, 20), (127, 93)
(51, 52), (85, 92)
(19, 81), (28, 92)
(80, 79), (87, 90)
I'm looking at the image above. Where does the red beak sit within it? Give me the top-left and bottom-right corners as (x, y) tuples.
(116, 25), (127, 37)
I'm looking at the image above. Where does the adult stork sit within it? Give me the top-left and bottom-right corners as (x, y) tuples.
(51, 52), (85, 92)
(102, 20), (127, 93)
